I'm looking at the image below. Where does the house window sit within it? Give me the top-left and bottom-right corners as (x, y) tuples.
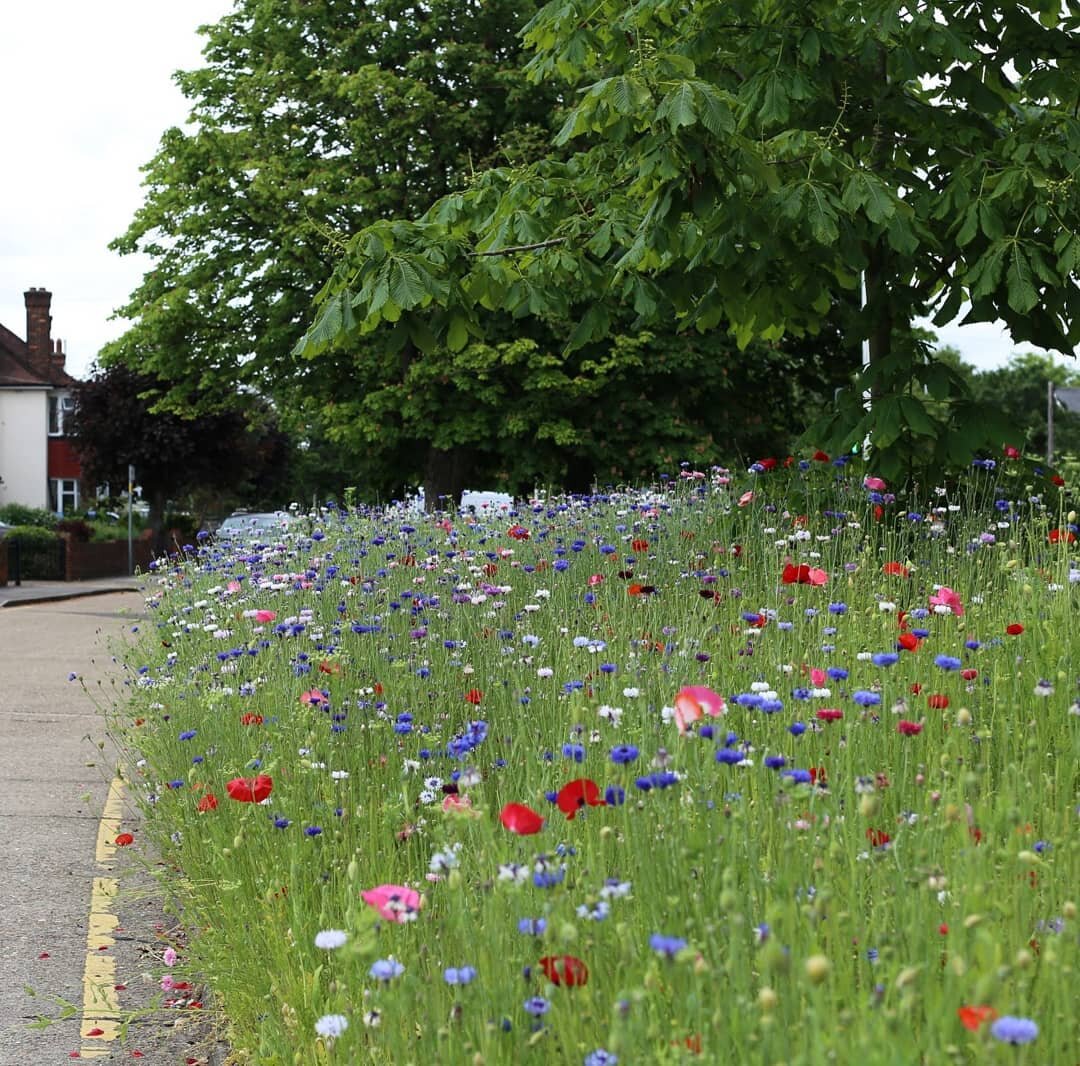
(48, 393), (75, 436)
(49, 478), (79, 516)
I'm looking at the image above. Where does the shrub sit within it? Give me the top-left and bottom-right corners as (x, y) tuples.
(5, 525), (65, 579)
(0, 503), (57, 529)
(57, 518), (93, 542)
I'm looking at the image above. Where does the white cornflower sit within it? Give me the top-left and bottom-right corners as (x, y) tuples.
(315, 1014), (348, 1039)
(314, 929), (348, 950)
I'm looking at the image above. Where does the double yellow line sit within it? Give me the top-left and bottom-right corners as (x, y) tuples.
(79, 774), (126, 1057)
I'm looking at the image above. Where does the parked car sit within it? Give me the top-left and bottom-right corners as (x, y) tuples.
(215, 512), (295, 540)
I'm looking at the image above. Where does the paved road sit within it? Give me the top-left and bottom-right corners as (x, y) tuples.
(0, 590), (220, 1065)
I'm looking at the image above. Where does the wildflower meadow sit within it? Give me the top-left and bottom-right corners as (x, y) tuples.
(110, 455), (1079, 1065)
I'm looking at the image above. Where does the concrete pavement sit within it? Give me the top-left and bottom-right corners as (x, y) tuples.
(0, 591), (220, 1064)
(0, 576), (142, 608)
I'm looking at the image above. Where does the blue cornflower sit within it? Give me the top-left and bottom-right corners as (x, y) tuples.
(178, 730), (197, 741)
(716, 748), (744, 765)
(782, 769), (812, 784)
(852, 690), (881, 706)
(443, 966), (478, 985)
(871, 653), (899, 667)
(584, 1050), (618, 1066)
(604, 785), (625, 806)
(827, 667), (848, 680)
(273, 817), (291, 829)
(524, 996), (551, 1017)
(789, 722), (807, 736)
(649, 933), (687, 959)
(369, 958), (404, 981)
(562, 743), (586, 763)
(609, 744), (639, 765)
(764, 755), (787, 770)
(989, 1017), (1038, 1045)
(304, 825), (323, 837)
(827, 602), (847, 615)
(518, 918), (547, 935)
(934, 655), (962, 671)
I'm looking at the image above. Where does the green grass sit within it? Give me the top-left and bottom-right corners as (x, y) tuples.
(109, 458), (1078, 1065)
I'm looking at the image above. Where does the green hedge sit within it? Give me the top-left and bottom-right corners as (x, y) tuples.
(0, 503), (57, 529)
(5, 526), (65, 579)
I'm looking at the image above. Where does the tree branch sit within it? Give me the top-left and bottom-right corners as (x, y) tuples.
(471, 237), (569, 256)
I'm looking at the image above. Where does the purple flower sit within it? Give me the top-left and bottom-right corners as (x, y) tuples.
(649, 933), (686, 958)
(524, 996), (551, 1017)
(610, 744), (639, 765)
(989, 1016), (1038, 1045)
(370, 958), (404, 981)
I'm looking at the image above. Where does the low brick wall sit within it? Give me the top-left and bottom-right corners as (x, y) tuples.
(63, 536), (156, 580)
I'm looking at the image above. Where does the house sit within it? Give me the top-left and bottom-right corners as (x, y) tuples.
(0, 288), (83, 515)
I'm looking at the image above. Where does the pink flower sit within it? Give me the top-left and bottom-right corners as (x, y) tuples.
(863, 476), (887, 492)
(929, 586), (965, 617)
(737, 490), (755, 507)
(361, 884), (422, 923)
(254, 609), (277, 623)
(673, 686), (726, 735)
(300, 689), (328, 707)
(810, 667), (827, 688)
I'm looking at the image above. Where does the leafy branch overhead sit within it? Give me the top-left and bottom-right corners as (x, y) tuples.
(297, 0), (1080, 478)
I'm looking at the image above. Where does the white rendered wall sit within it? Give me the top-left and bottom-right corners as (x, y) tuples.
(0, 389), (48, 509)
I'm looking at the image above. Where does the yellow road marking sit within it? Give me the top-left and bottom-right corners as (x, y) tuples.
(81, 774), (126, 1056)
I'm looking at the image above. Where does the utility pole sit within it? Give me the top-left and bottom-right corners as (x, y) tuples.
(1047, 382), (1054, 467)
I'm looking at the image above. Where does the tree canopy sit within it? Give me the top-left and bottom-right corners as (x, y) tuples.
(106, 0), (864, 501)
(69, 365), (288, 545)
(298, 0), (1080, 483)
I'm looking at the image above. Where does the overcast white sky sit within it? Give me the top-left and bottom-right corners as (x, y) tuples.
(0, 1), (1075, 380)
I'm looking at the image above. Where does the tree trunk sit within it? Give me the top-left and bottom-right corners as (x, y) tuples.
(422, 447), (475, 512)
(148, 488), (169, 555)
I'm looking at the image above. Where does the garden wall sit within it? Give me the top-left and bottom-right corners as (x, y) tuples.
(63, 535), (155, 580)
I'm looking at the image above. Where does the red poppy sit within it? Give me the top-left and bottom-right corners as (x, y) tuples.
(882, 561), (910, 577)
(1051, 474), (1065, 486)
(938, 923), (949, 936)
(910, 682), (923, 694)
(969, 825), (984, 844)
(756, 457), (778, 471)
(464, 688), (483, 705)
(318, 660), (342, 675)
(115, 833), (134, 847)
(897, 720), (922, 736)
(961, 668), (977, 681)
(1048, 527), (1076, 543)
(898, 633), (920, 651)
(225, 774), (273, 803)
(239, 712), (263, 726)
(555, 779), (605, 820)
(812, 450), (830, 462)
(1003, 444), (1021, 459)
(958, 1005), (998, 1031)
(628, 583), (657, 596)
(196, 794), (218, 812)
(1005, 623), (1024, 635)
(781, 563), (828, 586)
(808, 766), (827, 785)
(815, 708), (843, 722)
(631, 538), (649, 552)
(499, 803), (545, 835)
(865, 828), (891, 847)
(539, 954), (589, 987)
(927, 694), (949, 710)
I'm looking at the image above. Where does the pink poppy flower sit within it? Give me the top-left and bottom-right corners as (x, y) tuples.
(863, 476), (887, 492)
(254, 609), (277, 623)
(300, 689), (328, 706)
(673, 686), (726, 735)
(361, 884), (422, 923)
(929, 586), (965, 617)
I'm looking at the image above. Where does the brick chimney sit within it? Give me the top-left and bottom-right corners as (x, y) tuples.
(24, 287), (53, 380)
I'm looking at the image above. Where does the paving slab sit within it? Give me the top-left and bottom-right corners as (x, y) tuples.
(0, 592), (223, 1065)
